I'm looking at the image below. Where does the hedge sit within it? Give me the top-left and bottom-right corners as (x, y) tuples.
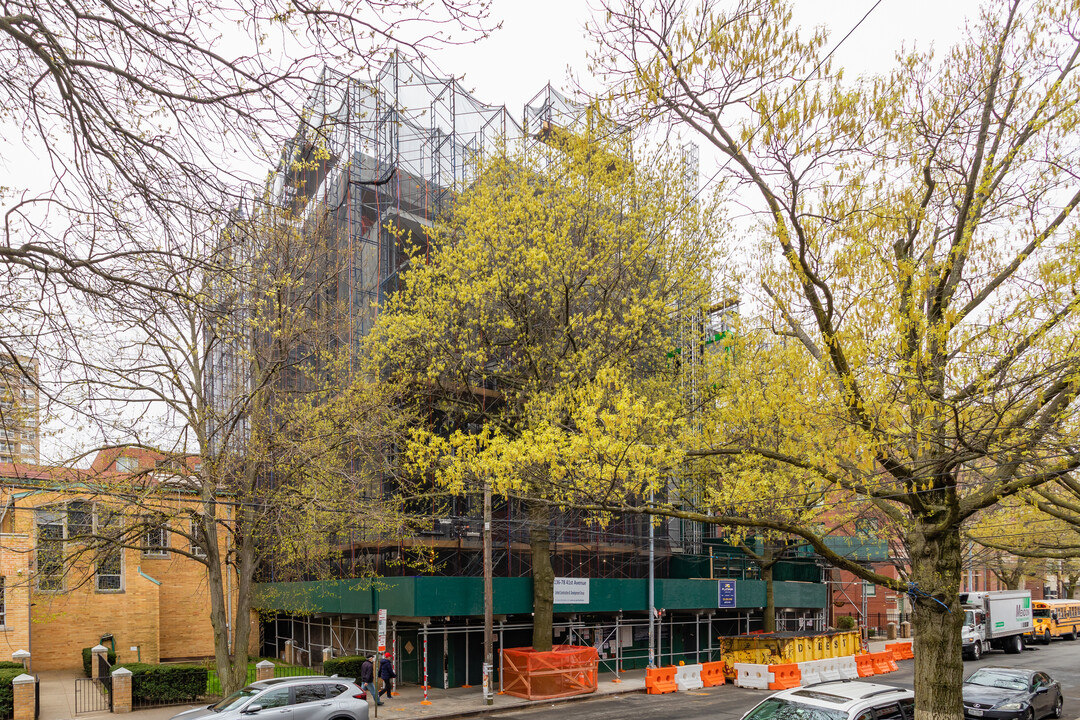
(117, 663), (209, 705)
(82, 647), (118, 678)
(0, 663), (24, 670)
(0, 668), (26, 719)
(322, 655), (370, 681)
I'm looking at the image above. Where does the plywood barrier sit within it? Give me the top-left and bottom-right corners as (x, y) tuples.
(501, 646), (598, 700)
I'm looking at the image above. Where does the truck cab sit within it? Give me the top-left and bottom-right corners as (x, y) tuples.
(962, 608), (988, 660)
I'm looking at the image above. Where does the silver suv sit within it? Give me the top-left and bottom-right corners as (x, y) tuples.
(741, 681), (915, 720)
(169, 676), (368, 720)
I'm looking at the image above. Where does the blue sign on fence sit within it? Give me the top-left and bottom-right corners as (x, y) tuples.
(718, 580), (737, 608)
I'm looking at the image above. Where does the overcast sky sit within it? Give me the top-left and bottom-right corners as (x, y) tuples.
(432, 0), (982, 114)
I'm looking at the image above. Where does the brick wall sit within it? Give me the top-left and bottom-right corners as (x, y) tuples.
(31, 550), (161, 669)
(0, 534), (32, 658)
(0, 485), (254, 670)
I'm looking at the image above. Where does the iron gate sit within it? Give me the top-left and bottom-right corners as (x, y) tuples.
(74, 653), (112, 714)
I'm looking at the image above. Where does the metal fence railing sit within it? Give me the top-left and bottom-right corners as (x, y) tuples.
(835, 612), (910, 636)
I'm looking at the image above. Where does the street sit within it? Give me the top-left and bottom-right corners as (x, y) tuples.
(498, 640), (1080, 720)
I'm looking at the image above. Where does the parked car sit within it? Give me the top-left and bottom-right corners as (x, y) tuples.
(740, 681), (914, 720)
(962, 667), (1063, 720)
(168, 676), (368, 720)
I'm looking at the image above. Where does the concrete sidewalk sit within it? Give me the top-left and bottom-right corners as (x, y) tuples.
(49, 670), (650, 720)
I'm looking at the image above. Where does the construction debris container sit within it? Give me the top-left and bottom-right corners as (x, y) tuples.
(718, 629), (862, 668)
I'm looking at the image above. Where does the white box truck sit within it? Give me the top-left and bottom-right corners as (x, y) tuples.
(959, 590), (1033, 660)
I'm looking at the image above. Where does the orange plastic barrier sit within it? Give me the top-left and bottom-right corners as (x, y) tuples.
(869, 651), (897, 674)
(700, 661), (726, 687)
(854, 654), (876, 678)
(501, 646), (598, 700)
(768, 663), (801, 690)
(886, 641), (914, 660)
(645, 666), (678, 695)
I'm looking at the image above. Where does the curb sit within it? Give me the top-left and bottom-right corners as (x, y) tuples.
(392, 686), (648, 720)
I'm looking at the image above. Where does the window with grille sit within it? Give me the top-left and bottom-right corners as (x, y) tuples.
(190, 518), (207, 557)
(95, 509), (123, 591)
(0, 576), (6, 627)
(96, 548), (123, 591)
(144, 517), (169, 556)
(35, 508), (65, 591)
(67, 501), (93, 540)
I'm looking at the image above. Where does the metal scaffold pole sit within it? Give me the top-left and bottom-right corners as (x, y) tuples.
(484, 480), (494, 705)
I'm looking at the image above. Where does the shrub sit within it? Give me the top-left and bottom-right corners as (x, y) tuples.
(322, 655), (370, 681)
(836, 616), (857, 630)
(82, 647), (118, 677)
(117, 663), (208, 705)
(0, 668), (25, 719)
(0, 662), (24, 670)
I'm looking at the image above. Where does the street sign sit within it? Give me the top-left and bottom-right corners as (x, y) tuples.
(377, 609), (387, 652)
(719, 580), (736, 608)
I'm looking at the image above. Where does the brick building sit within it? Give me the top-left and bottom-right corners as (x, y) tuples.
(0, 448), (257, 671)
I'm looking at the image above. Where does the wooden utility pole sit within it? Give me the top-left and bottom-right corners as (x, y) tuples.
(484, 481), (494, 705)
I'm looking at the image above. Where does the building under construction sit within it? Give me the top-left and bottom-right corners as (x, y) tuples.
(241, 55), (837, 685)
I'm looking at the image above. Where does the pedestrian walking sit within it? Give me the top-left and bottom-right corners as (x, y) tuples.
(360, 655), (380, 705)
(378, 651), (396, 702)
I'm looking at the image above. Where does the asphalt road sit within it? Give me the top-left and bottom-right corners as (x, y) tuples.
(497, 639), (1080, 720)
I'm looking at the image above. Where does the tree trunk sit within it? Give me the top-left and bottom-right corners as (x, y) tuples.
(205, 514), (238, 694)
(530, 501), (554, 652)
(228, 509), (257, 694)
(763, 562), (776, 633)
(910, 522), (965, 720)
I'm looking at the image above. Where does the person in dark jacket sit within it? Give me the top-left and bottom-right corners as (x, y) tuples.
(360, 656), (380, 705)
(378, 652), (396, 701)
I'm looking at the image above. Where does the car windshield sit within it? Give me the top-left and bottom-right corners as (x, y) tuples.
(210, 689), (259, 712)
(966, 670), (1028, 692)
(1033, 609), (1051, 618)
(745, 698), (848, 720)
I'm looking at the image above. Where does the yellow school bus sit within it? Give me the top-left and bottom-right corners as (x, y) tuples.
(1030, 599), (1080, 643)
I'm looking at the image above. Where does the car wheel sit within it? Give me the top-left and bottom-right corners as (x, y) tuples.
(1023, 708), (1034, 720)
(972, 641), (982, 661)
(1042, 630), (1052, 645)
(1066, 627), (1077, 641)
(1052, 694), (1063, 719)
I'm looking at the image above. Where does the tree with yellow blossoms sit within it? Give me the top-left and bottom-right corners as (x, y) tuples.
(584, 0), (1080, 717)
(366, 128), (717, 650)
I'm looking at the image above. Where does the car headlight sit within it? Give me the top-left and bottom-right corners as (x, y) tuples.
(994, 701), (1027, 711)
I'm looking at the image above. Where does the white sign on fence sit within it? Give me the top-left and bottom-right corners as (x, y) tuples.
(553, 577), (590, 604)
